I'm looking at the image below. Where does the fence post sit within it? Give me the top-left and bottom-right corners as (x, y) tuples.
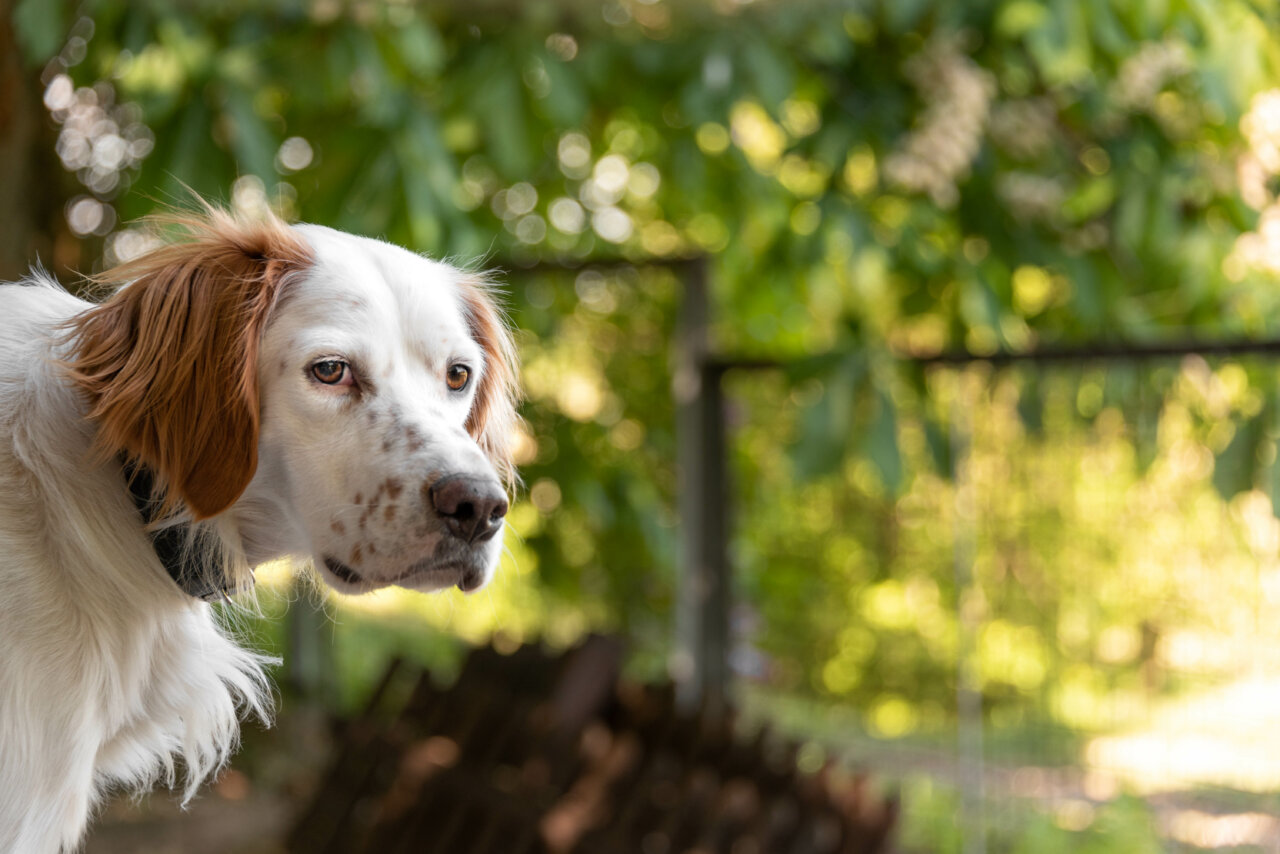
(673, 257), (730, 718)
(952, 372), (986, 854)
(286, 578), (333, 703)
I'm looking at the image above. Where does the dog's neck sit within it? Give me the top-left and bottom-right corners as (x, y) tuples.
(123, 449), (315, 599)
(232, 452), (314, 569)
(122, 459), (237, 602)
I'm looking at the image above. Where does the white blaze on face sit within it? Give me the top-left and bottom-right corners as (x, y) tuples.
(253, 226), (505, 594)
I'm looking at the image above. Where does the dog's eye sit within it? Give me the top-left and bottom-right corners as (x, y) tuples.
(312, 360), (352, 386)
(446, 364), (470, 391)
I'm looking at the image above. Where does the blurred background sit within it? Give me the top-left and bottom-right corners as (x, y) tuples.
(5, 0), (1280, 850)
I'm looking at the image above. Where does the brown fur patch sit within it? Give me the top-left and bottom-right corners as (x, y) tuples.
(60, 204), (313, 519)
(458, 278), (520, 489)
(331, 519), (346, 535)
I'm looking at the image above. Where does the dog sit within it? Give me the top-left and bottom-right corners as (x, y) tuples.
(0, 204), (518, 852)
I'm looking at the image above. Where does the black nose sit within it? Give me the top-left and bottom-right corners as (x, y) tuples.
(429, 475), (509, 544)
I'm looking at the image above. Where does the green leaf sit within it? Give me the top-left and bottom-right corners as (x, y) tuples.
(1024, 0), (1093, 87)
(223, 88), (277, 181)
(393, 19), (445, 78)
(740, 32), (794, 113)
(881, 0), (932, 34)
(1213, 410), (1266, 502)
(1017, 376), (1045, 437)
(996, 0), (1050, 39)
(164, 101), (222, 201)
(791, 352), (865, 481)
(14, 0), (67, 65)
(923, 414), (953, 478)
(862, 386), (902, 494)
(395, 111), (458, 251)
(539, 53), (589, 127)
(1062, 176), (1116, 224)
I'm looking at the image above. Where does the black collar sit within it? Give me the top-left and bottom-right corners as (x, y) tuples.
(122, 459), (236, 602)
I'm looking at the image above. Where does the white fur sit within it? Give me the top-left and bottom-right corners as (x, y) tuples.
(0, 225), (510, 852)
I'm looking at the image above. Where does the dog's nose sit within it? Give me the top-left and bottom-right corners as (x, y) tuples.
(429, 475), (508, 544)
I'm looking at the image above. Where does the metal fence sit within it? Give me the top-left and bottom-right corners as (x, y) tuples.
(712, 346), (1280, 853)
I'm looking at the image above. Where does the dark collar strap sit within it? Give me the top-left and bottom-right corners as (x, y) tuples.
(121, 458), (236, 602)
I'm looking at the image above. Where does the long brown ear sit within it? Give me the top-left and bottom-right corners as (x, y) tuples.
(459, 277), (520, 489)
(62, 206), (313, 520)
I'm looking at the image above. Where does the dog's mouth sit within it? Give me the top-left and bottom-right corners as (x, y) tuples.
(321, 555), (484, 592)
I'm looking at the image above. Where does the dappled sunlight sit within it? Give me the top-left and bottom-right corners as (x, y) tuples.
(26, 1), (1280, 850)
(1087, 675), (1280, 793)
(1165, 809), (1280, 849)
(253, 558), (296, 591)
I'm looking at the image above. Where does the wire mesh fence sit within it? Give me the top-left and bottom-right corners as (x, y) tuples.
(728, 353), (1280, 853)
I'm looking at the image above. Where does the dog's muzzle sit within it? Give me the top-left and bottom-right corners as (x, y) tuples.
(428, 474), (508, 544)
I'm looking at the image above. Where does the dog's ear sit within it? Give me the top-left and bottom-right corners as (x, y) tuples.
(63, 207), (313, 520)
(458, 277), (520, 489)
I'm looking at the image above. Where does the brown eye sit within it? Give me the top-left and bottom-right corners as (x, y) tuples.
(312, 360), (351, 386)
(446, 363), (470, 391)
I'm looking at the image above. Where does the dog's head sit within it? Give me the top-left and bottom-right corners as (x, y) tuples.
(62, 206), (518, 595)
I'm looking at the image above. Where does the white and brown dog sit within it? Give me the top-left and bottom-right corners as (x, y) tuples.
(0, 206), (518, 852)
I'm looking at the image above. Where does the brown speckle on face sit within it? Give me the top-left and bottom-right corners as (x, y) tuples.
(384, 503), (397, 522)
(386, 478), (403, 499)
(367, 542), (377, 556)
(406, 426), (424, 452)
(349, 544), (363, 565)
(353, 492), (363, 506)
(357, 482), (387, 531)
(331, 519), (346, 535)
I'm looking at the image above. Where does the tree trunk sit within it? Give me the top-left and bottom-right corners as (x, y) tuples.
(0, 0), (77, 282)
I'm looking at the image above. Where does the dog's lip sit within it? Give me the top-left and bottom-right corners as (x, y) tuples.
(321, 555), (482, 592)
(322, 556), (364, 585)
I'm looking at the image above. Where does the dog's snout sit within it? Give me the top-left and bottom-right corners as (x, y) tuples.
(429, 475), (508, 544)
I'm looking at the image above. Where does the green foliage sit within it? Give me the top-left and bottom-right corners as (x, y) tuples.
(899, 777), (1166, 854)
(22, 3), (1280, 820)
(13, 0), (68, 67)
(42, 0), (1280, 465)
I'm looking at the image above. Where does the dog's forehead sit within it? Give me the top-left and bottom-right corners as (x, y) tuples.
(285, 225), (472, 346)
